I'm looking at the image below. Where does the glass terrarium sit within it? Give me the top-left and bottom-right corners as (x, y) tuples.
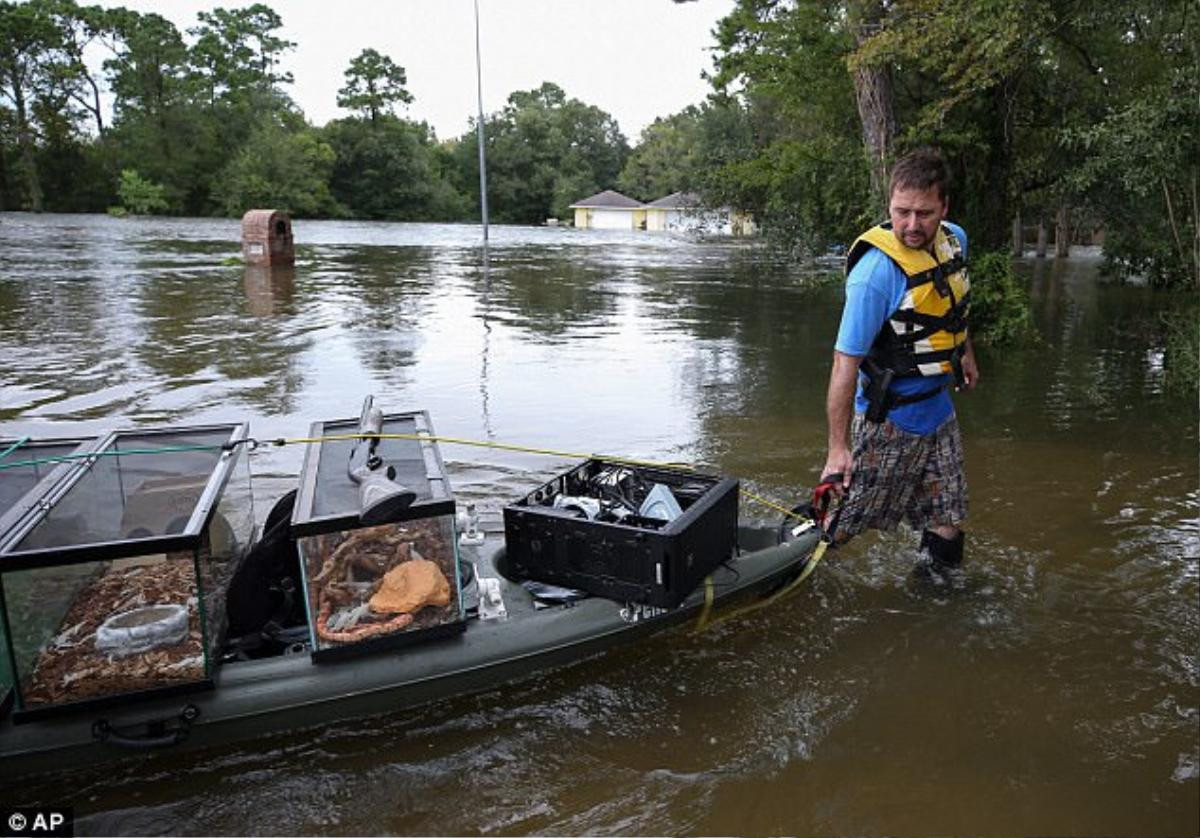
(0, 424), (254, 721)
(291, 406), (465, 662)
(0, 435), (96, 718)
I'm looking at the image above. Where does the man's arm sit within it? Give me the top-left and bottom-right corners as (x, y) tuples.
(959, 336), (980, 390)
(822, 350), (862, 490)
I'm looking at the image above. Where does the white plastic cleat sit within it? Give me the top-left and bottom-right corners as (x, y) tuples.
(477, 577), (507, 621)
(458, 502), (485, 547)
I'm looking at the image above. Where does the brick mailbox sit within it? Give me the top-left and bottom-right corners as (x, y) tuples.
(241, 209), (294, 266)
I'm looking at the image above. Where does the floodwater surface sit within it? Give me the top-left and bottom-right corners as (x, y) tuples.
(1, 213), (1196, 835)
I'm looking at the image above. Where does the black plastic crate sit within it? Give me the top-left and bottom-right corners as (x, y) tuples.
(502, 459), (738, 608)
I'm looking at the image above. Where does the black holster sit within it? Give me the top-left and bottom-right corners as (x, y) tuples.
(950, 348), (966, 389)
(863, 365), (895, 423)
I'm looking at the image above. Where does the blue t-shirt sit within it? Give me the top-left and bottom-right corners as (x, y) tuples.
(834, 222), (967, 435)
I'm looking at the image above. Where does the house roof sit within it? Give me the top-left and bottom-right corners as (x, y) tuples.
(568, 189), (644, 209)
(645, 191), (703, 209)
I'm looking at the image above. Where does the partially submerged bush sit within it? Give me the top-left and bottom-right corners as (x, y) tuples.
(117, 170), (169, 216)
(1162, 304), (1199, 398)
(969, 250), (1032, 346)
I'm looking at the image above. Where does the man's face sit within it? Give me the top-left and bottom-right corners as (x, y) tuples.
(889, 185), (948, 251)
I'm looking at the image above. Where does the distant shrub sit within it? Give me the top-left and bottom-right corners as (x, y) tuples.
(1162, 303), (1199, 398)
(117, 169), (169, 216)
(969, 250), (1032, 346)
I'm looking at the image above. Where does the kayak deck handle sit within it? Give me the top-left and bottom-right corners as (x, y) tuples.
(92, 704), (199, 750)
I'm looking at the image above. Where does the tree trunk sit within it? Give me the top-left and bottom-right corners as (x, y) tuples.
(1055, 205), (1070, 258)
(0, 138), (7, 212)
(1036, 219), (1047, 257)
(1192, 171), (1199, 289)
(848, 0), (895, 217)
(87, 72), (104, 135)
(69, 72), (105, 136)
(1012, 213), (1023, 256)
(7, 66), (43, 212)
(976, 86), (1014, 249)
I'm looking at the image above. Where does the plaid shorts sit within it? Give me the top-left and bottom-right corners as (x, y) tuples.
(833, 413), (968, 541)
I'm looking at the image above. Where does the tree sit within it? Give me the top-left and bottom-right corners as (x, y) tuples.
(105, 9), (188, 120)
(618, 96), (760, 211)
(852, 0), (1057, 248)
(39, 0), (111, 137)
(710, 2), (872, 250)
(211, 118), (339, 217)
(187, 3), (294, 107)
(706, 0), (1193, 268)
(0, 0), (58, 210)
(102, 9), (197, 212)
(337, 48), (413, 125)
(186, 2), (298, 211)
(322, 115), (466, 220)
(465, 82), (628, 224)
(1061, 0), (1197, 288)
(846, 0), (894, 212)
(617, 107), (704, 201)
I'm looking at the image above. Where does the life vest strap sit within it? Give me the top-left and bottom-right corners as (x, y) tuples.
(860, 356), (949, 422)
(904, 254), (966, 292)
(887, 298), (970, 344)
(869, 344), (963, 377)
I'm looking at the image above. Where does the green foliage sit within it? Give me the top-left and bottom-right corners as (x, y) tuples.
(116, 168), (168, 214)
(321, 115), (466, 220)
(707, 2), (874, 249)
(618, 107), (706, 201)
(967, 250), (1031, 346)
(1161, 303), (1199, 398)
(465, 82), (628, 224)
(211, 120), (339, 217)
(187, 4), (295, 103)
(1065, 61), (1198, 289)
(715, 134), (872, 256)
(337, 48), (412, 124)
(616, 96), (761, 212)
(705, 0), (1194, 283)
(0, 0), (60, 210)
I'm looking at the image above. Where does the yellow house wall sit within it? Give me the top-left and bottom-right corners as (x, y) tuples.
(732, 211), (758, 236)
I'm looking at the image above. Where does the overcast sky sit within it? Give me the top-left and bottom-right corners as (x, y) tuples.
(92, 0), (736, 142)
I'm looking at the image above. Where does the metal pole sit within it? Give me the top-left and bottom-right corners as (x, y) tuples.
(473, 0), (489, 245)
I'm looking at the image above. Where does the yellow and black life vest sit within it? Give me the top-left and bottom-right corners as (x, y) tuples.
(845, 222), (970, 380)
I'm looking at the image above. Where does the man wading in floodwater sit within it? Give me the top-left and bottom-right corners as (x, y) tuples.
(821, 147), (979, 579)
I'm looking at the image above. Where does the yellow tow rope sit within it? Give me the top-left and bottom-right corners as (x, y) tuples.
(692, 539), (829, 634)
(265, 431), (703, 474)
(267, 432), (814, 530)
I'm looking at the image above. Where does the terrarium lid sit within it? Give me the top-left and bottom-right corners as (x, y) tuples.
(0, 436), (96, 547)
(291, 408), (454, 537)
(0, 423), (247, 570)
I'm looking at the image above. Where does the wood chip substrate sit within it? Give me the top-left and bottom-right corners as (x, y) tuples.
(22, 558), (206, 708)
